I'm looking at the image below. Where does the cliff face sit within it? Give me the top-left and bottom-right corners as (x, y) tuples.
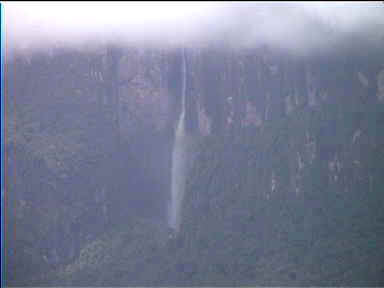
(5, 46), (384, 286)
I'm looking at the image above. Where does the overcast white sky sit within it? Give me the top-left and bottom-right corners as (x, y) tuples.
(3, 1), (384, 56)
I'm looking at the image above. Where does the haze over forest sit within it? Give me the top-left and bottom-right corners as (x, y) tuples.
(4, 2), (384, 286)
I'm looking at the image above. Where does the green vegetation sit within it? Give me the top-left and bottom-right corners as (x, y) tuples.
(5, 47), (384, 286)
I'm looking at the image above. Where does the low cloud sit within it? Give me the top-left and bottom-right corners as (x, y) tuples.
(4, 1), (384, 57)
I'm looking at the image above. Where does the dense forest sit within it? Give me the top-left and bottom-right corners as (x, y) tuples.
(5, 43), (384, 286)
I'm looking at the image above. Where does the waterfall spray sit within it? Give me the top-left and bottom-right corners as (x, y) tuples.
(168, 48), (188, 233)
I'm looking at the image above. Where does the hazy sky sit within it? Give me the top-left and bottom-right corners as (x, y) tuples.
(4, 1), (384, 56)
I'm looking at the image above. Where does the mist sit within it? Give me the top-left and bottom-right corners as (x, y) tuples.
(4, 2), (384, 286)
(5, 2), (384, 56)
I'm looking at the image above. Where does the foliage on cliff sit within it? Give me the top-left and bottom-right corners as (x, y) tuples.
(5, 46), (384, 286)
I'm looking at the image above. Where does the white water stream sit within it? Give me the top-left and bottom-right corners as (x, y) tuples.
(168, 48), (187, 233)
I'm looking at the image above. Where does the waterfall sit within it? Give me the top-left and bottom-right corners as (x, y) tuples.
(168, 48), (187, 233)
